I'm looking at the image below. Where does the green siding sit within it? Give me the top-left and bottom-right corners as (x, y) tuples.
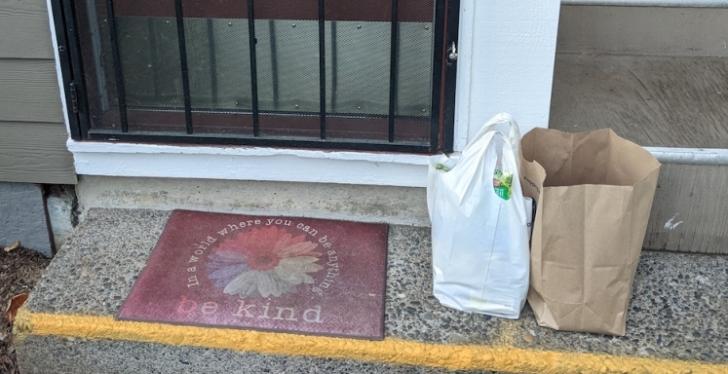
(0, 0), (75, 184)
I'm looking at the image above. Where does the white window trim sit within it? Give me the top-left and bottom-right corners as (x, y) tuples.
(49, 0), (563, 187)
(67, 140), (432, 187)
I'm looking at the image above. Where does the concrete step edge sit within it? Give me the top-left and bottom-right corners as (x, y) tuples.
(14, 309), (728, 374)
(12, 208), (728, 373)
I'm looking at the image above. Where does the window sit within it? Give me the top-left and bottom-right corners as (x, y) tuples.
(54, 0), (459, 153)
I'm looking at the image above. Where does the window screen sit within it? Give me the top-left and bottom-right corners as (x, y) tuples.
(56, 0), (458, 152)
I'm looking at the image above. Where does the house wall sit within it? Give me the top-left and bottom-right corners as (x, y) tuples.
(552, 5), (728, 147)
(0, 0), (75, 184)
(551, 5), (728, 253)
(65, 0), (562, 186)
(44, 2), (728, 253)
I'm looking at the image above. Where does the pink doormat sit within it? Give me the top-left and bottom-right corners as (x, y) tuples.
(118, 210), (388, 340)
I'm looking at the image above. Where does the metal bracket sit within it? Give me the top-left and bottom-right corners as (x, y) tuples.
(69, 81), (79, 114)
(447, 41), (458, 62)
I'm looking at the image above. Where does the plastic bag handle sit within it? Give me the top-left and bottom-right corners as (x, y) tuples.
(457, 114), (527, 223)
(462, 113), (521, 164)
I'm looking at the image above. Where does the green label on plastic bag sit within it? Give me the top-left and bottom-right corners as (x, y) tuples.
(493, 169), (513, 200)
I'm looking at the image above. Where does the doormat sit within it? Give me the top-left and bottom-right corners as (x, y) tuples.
(118, 210), (388, 340)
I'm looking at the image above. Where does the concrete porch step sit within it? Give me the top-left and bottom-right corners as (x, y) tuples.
(14, 208), (728, 373)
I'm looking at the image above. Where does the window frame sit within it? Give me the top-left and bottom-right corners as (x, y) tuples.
(52, 0), (459, 154)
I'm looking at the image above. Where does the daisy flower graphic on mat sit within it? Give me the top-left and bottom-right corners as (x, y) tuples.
(207, 226), (323, 298)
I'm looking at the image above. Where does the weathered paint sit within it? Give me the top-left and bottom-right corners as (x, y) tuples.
(75, 176), (430, 226)
(663, 214), (684, 231)
(644, 163), (728, 254)
(15, 310), (728, 373)
(550, 54), (728, 149)
(558, 5), (728, 57)
(68, 140), (431, 187)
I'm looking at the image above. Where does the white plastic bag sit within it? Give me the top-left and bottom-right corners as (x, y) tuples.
(427, 113), (530, 319)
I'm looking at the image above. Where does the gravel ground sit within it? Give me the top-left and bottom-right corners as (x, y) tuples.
(1, 248), (50, 374)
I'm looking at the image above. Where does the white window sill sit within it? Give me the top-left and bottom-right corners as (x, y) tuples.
(68, 139), (728, 190)
(67, 140), (437, 187)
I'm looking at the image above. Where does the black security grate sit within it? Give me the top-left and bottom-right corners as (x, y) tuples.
(54, 0), (459, 153)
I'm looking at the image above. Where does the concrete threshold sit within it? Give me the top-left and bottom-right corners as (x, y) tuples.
(76, 176), (430, 227)
(14, 209), (728, 373)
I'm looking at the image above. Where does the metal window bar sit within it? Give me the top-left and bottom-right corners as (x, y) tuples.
(56, 0), (456, 154)
(387, 0), (400, 143)
(124, 105), (437, 121)
(106, 0), (128, 132)
(86, 129), (432, 152)
(147, 19), (161, 100)
(57, 0), (89, 139)
(51, 0), (78, 139)
(206, 19), (219, 106)
(436, 0), (458, 152)
(318, 0), (327, 139)
(174, 0), (194, 134)
(247, 0), (261, 136)
(330, 22), (338, 112)
(268, 20), (280, 109)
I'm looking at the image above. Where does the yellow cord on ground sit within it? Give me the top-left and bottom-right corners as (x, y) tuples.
(14, 309), (727, 374)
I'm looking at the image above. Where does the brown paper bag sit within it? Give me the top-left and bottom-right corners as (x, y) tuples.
(520, 128), (660, 336)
